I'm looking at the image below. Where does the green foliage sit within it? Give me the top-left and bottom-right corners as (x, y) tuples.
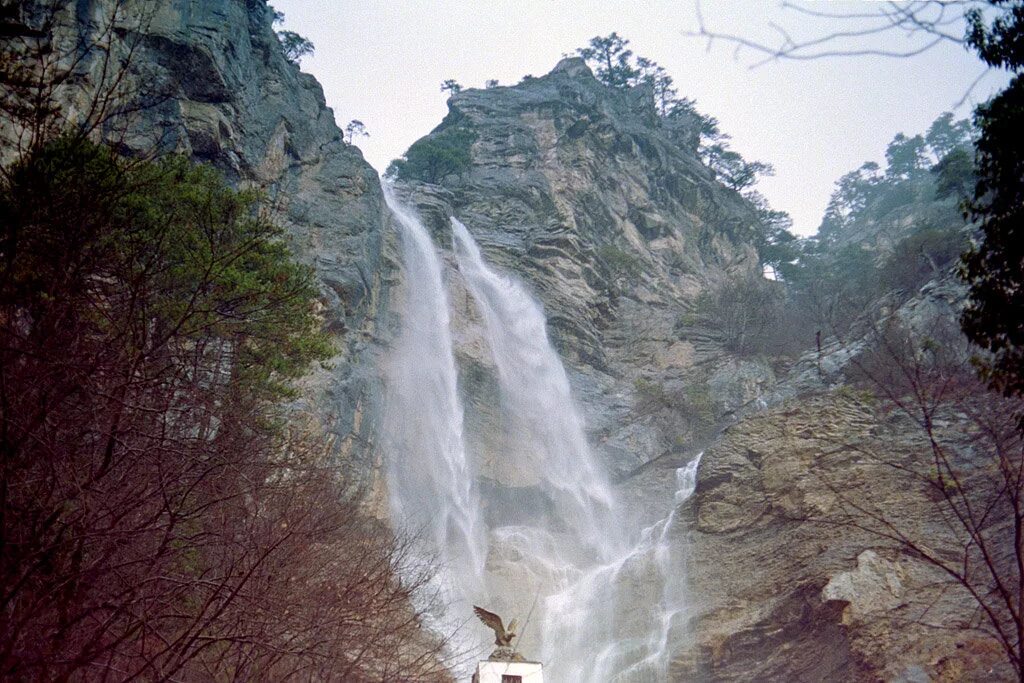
(780, 119), (971, 332)
(636, 56), (677, 115)
(441, 79), (463, 95)
(0, 135), (331, 400)
(932, 148), (975, 201)
(576, 32), (638, 88)
(703, 144), (774, 191)
(744, 190), (798, 274)
(961, 2), (1024, 398)
(664, 97), (723, 153)
(818, 162), (884, 242)
(966, 1), (1024, 71)
(344, 119), (368, 144)
(277, 30), (314, 64)
(817, 112), (974, 245)
(871, 180), (920, 216)
(386, 127), (477, 183)
(598, 243), (643, 279)
(272, 5), (314, 64)
(926, 112), (975, 161)
(574, 33), (777, 226)
(884, 133), (929, 180)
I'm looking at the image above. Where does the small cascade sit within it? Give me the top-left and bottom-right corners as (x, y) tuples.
(540, 453), (702, 682)
(380, 188), (487, 609)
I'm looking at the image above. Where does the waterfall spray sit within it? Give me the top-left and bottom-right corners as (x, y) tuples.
(380, 187), (487, 607)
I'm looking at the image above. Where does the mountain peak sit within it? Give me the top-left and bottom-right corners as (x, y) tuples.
(550, 56), (593, 78)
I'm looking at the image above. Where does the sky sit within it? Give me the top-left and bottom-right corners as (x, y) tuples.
(271, 1), (1007, 236)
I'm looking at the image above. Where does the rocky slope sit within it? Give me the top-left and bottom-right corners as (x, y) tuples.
(671, 391), (1008, 682)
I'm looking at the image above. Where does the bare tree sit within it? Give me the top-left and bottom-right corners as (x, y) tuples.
(0, 21), (459, 672)
(684, 1), (997, 104)
(799, 316), (1024, 680)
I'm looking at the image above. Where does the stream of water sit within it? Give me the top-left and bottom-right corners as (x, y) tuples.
(382, 194), (699, 681)
(381, 187), (487, 625)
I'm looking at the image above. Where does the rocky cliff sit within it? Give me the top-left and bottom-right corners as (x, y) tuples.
(4, 0), (394, 485)
(389, 56), (1006, 682)
(393, 57), (777, 484)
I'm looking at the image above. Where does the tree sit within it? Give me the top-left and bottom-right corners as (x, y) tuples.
(818, 162), (884, 242)
(344, 118), (369, 144)
(441, 78), (463, 95)
(818, 317), (1024, 682)
(386, 127), (477, 183)
(932, 147), (975, 200)
(745, 190), (800, 275)
(636, 56), (678, 115)
(485, 79), (499, 88)
(271, 9), (314, 65)
(885, 132), (929, 180)
(277, 30), (314, 64)
(0, 5), (459, 680)
(703, 143), (774, 191)
(0, 135), (454, 681)
(576, 32), (639, 88)
(960, 1), (1024, 400)
(697, 272), (791, 356)
(665, 97), (726, 152)
(926, 111), (975, 161)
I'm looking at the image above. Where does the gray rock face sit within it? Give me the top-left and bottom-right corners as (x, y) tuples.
(388, 58), (1009, 681)
(5, 0), (393, 487)
(674, 394), (1011, 682)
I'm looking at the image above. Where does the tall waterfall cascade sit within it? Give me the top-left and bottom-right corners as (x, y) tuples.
(380, 187), (487, 630)
(382, 191), (699, 681)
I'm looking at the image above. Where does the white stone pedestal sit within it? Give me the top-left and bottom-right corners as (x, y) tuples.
(472, 659), (544, 683)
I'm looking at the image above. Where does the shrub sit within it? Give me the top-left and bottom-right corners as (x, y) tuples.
(599, 243), (644, 279)
(386, 127), (477, 183)
(697, 273), (803, 357)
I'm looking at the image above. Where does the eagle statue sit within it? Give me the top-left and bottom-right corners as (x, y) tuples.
(473, 605), (526, 662)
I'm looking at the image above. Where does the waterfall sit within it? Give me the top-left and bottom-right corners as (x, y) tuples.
(538, 454), (701, 682)
(380, 188), (486, 609)
(382, 196), (700, 681)
(451, 218), (700, 681)
(450, 218), (620, 559)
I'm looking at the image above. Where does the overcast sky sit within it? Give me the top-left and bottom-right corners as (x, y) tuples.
(271, 1), (1006, 236)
